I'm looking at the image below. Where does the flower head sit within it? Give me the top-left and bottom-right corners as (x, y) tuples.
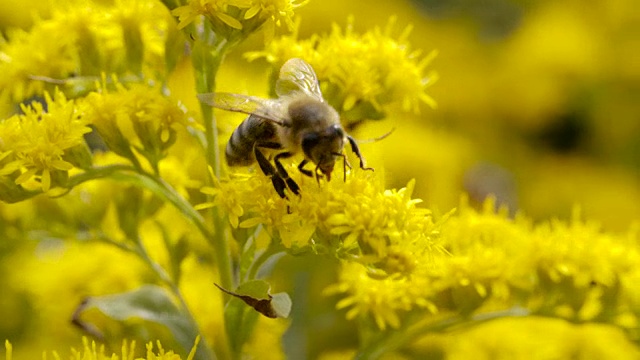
(205, 162), (446, 329)
(3, 337), (199, 360)
(247, 17), (437, 126)
(0, 0), (173, 103)
(171, 0), (307, 42)
(81, 81), (191, 170)
(0, 90), (91, 195)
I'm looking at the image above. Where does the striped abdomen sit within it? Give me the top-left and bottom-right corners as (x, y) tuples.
(226, 115), (279, 166)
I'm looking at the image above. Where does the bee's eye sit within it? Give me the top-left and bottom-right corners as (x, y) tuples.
(330, 125), (345, 138)
(302, 133), (320, 158)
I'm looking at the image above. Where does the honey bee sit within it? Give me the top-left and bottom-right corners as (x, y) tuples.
(198, 58), (372, 199)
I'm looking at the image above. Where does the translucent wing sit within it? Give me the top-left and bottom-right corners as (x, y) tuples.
(275, 58), (324, 101)
(197, 92), (288, 126)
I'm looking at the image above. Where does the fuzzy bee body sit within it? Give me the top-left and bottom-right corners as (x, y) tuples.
(225, 114), (279, 166)
(199, 58), (371, 198)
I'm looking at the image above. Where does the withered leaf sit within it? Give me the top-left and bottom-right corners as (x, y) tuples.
(215, 281), (291, 319)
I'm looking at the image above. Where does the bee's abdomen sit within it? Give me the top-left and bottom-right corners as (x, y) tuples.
(226, 115), (278, 166)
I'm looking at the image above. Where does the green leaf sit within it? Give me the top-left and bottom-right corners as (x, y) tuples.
(73, 285), (211, 360)
(216, 281), (291, 319)
(236, 280), (271, 300)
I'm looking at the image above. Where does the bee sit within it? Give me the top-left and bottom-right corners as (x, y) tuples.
(198, 58), (372, 199)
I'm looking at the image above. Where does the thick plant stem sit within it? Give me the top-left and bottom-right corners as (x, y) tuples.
(195, 48), (234, 288)
(193, 35), (235, 360)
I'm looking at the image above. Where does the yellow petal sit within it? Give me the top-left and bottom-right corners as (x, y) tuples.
(244, 5), (260, 19)
(239, 217), (262, 228)
(15, 168), (37, 185)
(52, 159), (74, 171)
(216, 12), (243, 29)
(41, 169), (51, 192)
(194, 202), (215, 211)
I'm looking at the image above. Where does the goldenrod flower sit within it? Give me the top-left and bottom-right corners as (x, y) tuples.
(0, 23), (76, 103)
(0, 0), (171, 103)
(247, 17), (437, 125)
(0, 90), (90, 194)
(205, 163), (445, 329)
(324, 195), (640, 331)
(531, 209), (640, 323)
(3, 337), (199, 360)
(328, 260), (439, 330)
(171, 0), (306, 41)
(82, 82), (191, 170)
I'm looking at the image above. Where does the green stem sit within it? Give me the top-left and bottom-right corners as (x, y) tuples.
(355, 307), (530, 360)
(192, 34), (235, 360)
(247, 238), (285, 281)
(193, 36), (234, 289)
(117, 170), (213, 239)
(68, 165), (214, 240)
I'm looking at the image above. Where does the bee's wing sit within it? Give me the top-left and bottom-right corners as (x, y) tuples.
(198, 92), (289, 126)
(275, 58), (324, 101)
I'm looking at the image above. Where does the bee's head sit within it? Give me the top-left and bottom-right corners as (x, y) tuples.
(302, 124), (345, 181)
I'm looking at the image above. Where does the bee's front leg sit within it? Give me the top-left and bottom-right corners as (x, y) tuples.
(347, 136), (374, 171)
(297, 159), (314, 177)
(332, 152), (351, 182)
(254, 147), (288, 199)
(273, 152), (300, 196)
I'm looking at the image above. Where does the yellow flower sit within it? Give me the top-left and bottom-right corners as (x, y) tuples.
(3, 337), (199, 360)
(0, 23), (76, 103)
(325, 194), (640, 331)
(247, 17), (437, 125)
(171, 0), (306, 41)
(82, 82), (191, 170)
(0, 0), (172, 104)
(0, 90), (90, 194)
(326, 261), (437, 330)
(531, 208), (640, 323)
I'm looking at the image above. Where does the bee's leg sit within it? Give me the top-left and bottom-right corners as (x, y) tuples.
(314, 165), (323, 184)
(254, 147), (288, 199)
(332, 152), (351, 182)
(273, 152), (300, 196)
(347, 136), (374, 171)
(297, 160), (314, 178)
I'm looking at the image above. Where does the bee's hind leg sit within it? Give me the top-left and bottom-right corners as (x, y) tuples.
(254, 147), (288, 199)
(273, 152), (300, 196)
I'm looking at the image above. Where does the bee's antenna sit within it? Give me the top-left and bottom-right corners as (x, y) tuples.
(353, 127), (395, 144)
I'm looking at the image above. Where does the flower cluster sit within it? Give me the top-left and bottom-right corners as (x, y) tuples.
(207, 166), (640, 333)
(171, 0), (307, 42)
(247, 17), (437, 126)
(0, 91), (91, 195)
(3, 337), (199, 360)
(82, 82), (192, 172)
(204, 164), (440, 261)
(203, 166), (441, 329)
(334, 196), (640, 331)
(0, 81), (190, 201)
(0, 0), (173, 104)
